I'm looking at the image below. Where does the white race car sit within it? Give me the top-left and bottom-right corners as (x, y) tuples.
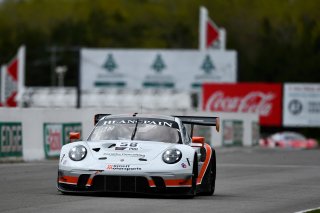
(57, 113), (219, 197)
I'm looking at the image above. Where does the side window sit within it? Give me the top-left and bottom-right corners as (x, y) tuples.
(182, 124), (191, 144)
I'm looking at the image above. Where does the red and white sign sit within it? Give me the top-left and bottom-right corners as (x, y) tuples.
(206, 18), (219, 48)
(44, 124), (63, 157)
(0, 46), (25, 107)
(4, 59), (18, 107)
(202, 83), (282, 126)
(199, 6), (226, 50)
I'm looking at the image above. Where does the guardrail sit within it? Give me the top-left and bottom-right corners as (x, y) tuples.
(0, 108), (258, 161)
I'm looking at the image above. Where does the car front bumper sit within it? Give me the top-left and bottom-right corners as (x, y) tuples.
(57, 169), (193, 195)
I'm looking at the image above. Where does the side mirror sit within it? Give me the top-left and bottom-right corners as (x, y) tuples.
(69, 132), (80, 142)
(191, 136), (205, 147)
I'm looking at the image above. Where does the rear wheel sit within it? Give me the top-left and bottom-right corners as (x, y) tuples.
(201, 149), (216, 196)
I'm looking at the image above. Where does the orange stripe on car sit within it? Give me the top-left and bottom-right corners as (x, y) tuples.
(86, 178), (93, 186)
(86, 171), (103, 186)
(197, 143), (212, 185)
(165, 178), (192, 187)
(58, 176), (78, 185)
(148, 180), (156, 187)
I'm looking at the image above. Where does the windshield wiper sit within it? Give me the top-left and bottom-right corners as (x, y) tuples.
(131, 119), (139, 140)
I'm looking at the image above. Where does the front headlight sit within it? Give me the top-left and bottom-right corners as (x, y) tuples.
(69, 145), (87, 161)
(162, 149), (182, 164)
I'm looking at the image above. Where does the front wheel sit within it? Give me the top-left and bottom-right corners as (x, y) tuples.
(188, 155), (198, 197)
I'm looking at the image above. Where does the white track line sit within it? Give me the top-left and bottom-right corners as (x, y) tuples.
(295, 207), (320, 213)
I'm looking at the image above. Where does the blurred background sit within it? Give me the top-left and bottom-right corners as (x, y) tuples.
(0, 0), (320, 160)
(0, 0), (319, 84)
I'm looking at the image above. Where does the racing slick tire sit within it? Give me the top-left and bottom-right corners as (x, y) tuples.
(187, 155), (198, 197)
(199, 149), (216, 196)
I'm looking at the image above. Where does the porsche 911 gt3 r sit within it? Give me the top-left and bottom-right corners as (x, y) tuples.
(57, 113), (219, 197)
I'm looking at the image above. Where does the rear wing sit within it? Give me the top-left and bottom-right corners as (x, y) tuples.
(173, 116), (220, 137)
(94, 114), (220, 133)
(94, 114), (111, 125)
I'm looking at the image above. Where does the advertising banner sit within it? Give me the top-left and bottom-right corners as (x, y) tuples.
(283, 83), (320, 127)
(222, 120), (243, 146)
(81, 48), (237, 91)
(202, 83), (282, 126)
(43, 123), (81, 158)
(0, 122), (23, 157)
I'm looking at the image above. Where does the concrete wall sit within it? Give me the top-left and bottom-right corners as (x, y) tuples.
(0, 108), (258, 161)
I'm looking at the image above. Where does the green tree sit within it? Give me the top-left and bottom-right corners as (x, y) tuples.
(0, 0), (320, 85)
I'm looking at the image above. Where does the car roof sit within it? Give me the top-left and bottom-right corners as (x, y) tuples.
(276, 131), (304, 137)
(105, 114), (177, 121)
(271, 131), (305, 140)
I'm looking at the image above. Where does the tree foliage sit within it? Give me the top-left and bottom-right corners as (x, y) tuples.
(0, 0), (320, 86)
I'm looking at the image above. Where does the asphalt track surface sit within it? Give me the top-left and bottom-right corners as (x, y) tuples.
(1, 147), (320, 213)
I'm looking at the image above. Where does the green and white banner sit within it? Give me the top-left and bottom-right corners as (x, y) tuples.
(43, 123), (81, 158)
(81, 48), (237, 91)
(0, 122), (23, 157)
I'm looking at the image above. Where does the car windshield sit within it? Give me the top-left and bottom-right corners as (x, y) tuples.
(283, 133), (306, 141)
(88, 117), (181, 143)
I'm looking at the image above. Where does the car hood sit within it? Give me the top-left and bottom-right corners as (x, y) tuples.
(86, 140), (176, 164)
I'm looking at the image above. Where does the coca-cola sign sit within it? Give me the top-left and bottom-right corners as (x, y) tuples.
(203, 83), (282, 126)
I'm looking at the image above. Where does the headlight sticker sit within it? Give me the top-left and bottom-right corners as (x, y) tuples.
(60, 154), (65, 162)
(62, 159), (68, 165)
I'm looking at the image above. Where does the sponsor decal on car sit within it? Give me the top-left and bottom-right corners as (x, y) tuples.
(99, 117), (179, 129)
(103, 153), (146, 158)
(181, 163), (187, 168)
(103, 119), (173, 127)
(115, 147), (127, 150)
(128, 147), (138, 150)
(113, 142), (141, 151)
(106, 164), (142, 171)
